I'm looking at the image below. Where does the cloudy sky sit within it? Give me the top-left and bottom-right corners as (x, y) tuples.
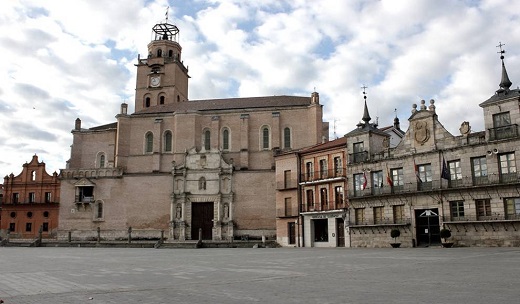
(1, 0), (519, 176)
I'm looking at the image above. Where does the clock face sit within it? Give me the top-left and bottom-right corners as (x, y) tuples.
(150, 76), (160, 87)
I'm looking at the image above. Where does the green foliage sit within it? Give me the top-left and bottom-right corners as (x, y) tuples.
(440, 228), (452, 242)
(390, 228), (400, 243)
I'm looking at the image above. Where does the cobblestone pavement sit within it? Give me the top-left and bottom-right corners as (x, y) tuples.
(0, 247), (519, 303)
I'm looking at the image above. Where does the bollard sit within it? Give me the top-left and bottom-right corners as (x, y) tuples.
(68, 231), (72, 243)
(97, 227), (101, 243)
(160, 230), (164, 241)
(128, 227), (132, 244)
(38, 225), (43, 246)
(198, 228), (202, 242)
(262, 235), (265, 245)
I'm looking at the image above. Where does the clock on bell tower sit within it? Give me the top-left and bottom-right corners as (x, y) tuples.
(134, 15), (190, 112)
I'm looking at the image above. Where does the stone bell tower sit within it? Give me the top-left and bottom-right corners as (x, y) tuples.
(134, 13), (189, 112)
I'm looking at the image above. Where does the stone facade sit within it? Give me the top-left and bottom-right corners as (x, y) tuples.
(58, 20), (328, 241)
(1, 155), (60, 238)
(345, 55), (520, 247)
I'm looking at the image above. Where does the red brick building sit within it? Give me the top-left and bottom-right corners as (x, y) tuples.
(1, 155), (60, 238)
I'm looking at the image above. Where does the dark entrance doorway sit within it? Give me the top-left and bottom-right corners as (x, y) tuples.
(415, 208), (440, 247)
(191, 202), (214, 240)
(336, 218), (345, 247)
(288, 222), (296, 245)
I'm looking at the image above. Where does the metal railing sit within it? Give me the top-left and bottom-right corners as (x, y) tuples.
(348, 174), (520, 199)
(300, 168), (346, 183)
(488, 124), (519, 141)
(442, 214), (520, 222)
(301, 200), (347, 212)
(350, 217), (412, 226)
(349, 151), (368, 164)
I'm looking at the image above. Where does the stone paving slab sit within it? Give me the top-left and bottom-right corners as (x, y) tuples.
(0, 247), (519, 303)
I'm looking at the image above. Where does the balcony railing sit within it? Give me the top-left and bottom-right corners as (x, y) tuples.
(300, 168), (346, 183)
(75, 195), (94, 203)
(348, 173), (520, 199)
(442, 214), (520, 222)
(488, 124), (519, 141)
(349, 151), (368, 164)
(301, 200), (347, 212)
(276, 206), (299, 218)
(60, 167), (124, 179)
(351, 217), (412, 226)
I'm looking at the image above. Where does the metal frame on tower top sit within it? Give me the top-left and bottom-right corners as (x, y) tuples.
(152, 22), (179, 42)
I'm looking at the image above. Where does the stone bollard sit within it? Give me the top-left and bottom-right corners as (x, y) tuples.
(198, 228), (202, 242)
(68, 231), (72, 243)
(160, 230), (164, 242)
(97, 227), (101, 243)
(262, 235), (266, 247)
(128, 227), (132, 244)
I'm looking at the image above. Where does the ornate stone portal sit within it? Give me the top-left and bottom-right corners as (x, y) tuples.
(170, 147), (234, 241)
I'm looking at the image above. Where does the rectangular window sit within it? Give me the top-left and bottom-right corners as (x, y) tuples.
(313, 219), (328, 242)
(491, 112), (515, 140)
(26, 222), (32, 232)
(77, 186), (94, 203)
(45, 192), (52, 203)
(448, 160), (462, 187)
(320, 188), (328, 210)
(334, 186), (344, 207)
(373, 206), (383, 224)
(450, 201), (465, 220)
(28, 192), (35, 203)
(334, 157), (342, 176)
(9, 223), (15, 232)
(283, 127), (291, 149)
(352, 142), (366, 163)
(284, 170), (291, 188)
(471, 156), (488, 185)
(305, 162), (313, 181)
(505, 197), (520, 220)
(284, 197), (292, 216)
(391, 168), (404, 191)
(499, 153), (516, 183)
(393, 205), (405, 224)
(371, 171), (383, 195)
(262, 128), (269, 149)
(12, 193), (19, 204)
(355, 208), (365, 225)
(42, 222), (49, 232)
(319, 159), (327, 179)
(476, 199), (491, 220)
(418, 164), (432, 190)
(353, 173), (365, 197)
(306, 189), (314, 209)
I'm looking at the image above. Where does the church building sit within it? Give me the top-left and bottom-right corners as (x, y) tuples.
(58, 18), (328, 241)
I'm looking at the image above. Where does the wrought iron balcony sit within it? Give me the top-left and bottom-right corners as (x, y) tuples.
(488, 124), (519, 141)
(300, 168), (346, 183)
(348, 151), (368, 164)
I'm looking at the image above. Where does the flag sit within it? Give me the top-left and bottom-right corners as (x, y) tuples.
(414, 160), (422, 183)
(362, 171), (368, 190)
(386, 164), (393, 186)
(441, 157), (451, 180)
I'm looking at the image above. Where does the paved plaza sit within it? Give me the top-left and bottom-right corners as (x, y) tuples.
(0, 246), (519, 303)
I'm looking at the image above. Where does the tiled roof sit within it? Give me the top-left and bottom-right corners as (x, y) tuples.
(88, 122), (118, 131)
(299, 137), (347, 154)
(479, 89), (520, 107)
(133, 95), (313, 115)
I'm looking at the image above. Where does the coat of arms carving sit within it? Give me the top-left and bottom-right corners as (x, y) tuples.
(414, 121), (430, 144)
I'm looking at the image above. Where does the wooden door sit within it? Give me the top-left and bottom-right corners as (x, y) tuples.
(191, 202), (214, 240)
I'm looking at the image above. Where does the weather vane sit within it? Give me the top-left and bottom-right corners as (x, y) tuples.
(497, 42), (506, 60)
(361, 85), (368, 101)
(165, 6), (169, 23)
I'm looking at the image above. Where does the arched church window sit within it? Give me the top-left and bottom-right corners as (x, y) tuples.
(157, 49), (162, 57)
(31, 171), (36, 181)
(145, 97), (151, 108)
(96, 202), (103, 219)
(204, 130), (211, 150)
(177, 95), (180, 102)
(168, 50), (173, 57)
(222, 128), (230, 150)
(100, 154), (105, 168)
(159, 96), (165, 105)
(284, 127), (291, 149)
(164, 131), (172, 152)
(261, 126), (270, 150)
(145, 132), (153, 153)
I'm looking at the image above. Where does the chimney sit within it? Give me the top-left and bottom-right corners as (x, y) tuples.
(75, 118), (81, 131)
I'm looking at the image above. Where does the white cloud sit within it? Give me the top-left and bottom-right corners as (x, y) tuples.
(1, 0), (520, 175)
